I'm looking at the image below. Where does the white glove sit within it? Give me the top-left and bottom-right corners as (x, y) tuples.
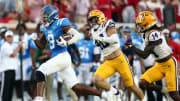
(91, 33), (104, 41)
(56, 36), (68, 47)
(30, 32), (38, 40)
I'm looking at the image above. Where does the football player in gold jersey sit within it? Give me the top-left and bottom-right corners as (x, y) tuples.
(126, 11), (180, 101)
(88, 10), (144, 101)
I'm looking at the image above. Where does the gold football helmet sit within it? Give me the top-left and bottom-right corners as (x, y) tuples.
(136, 11), (157, 32)
(88, 10), (106, 29)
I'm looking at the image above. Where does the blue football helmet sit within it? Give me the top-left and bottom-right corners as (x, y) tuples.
(41, 5), (59, 27)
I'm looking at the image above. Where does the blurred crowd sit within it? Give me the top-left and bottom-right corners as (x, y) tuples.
(0, 20), (180, 101)
(0, 0), (180, 28)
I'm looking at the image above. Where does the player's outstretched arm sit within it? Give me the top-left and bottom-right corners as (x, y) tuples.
(31, 33), (47, 49)
(62, 26), (82, 45)
(128, 39), (162, 59)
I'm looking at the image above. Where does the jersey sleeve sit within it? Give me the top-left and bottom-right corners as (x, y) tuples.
(147, 31), (162, 41)
(58, 18), (71, 27)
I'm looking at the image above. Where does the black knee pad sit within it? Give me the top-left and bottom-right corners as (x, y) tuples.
(36, 71), (45, 82)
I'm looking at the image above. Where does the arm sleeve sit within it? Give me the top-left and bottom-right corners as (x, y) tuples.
(67, 28), (82, 45)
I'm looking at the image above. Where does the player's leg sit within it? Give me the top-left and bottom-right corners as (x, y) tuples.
(93, 62), (116, 91)
(138, 63), (164, 98)
(78, 63), (92, 101)
(34, 52), (72, 101)
(1, 70), (15, 101)
(44, 74), (54, 101)
(166, 57), (180, 101)
(57, 74), (63, 101)
(57, 72), (78, 101)
(116, 54), (144, 100)
(59, 65), (102, 97)
(93, 59), (123, 101)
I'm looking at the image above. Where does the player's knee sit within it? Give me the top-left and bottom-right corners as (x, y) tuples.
(93, 75), (104, 85)
(169, 91), (180, 101)
(35, 71), (45, 82)
(139, 79), (148, 90)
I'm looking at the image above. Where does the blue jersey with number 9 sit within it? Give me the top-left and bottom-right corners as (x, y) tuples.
(40, 18), (71, 57)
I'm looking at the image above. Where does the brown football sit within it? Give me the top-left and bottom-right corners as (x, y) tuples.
(58, 34), (72, 41)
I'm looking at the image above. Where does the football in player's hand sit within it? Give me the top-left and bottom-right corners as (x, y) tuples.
(58, 34), (72, 41)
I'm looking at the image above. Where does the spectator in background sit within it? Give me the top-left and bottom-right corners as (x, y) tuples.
(60, 0), (73, 20)
(163, 0), (176, 30)
(134, 2), (146, 21)
(47, 0), (63, 18)
(0, 26), (8, 93)
(174, 0), (180, 23)
(146, 0), (163, 23)
(171, 29), (180, 44)
(89, 0), (100, 11)
(0, 0), (16, 12)
(117, 26), (125, 49)
(121, 0), (137, 23)
(97, 0), (112, 19)
(14, 23), (37, 101)
(74, 0), (90, 23)
(26, 0), (46, 23)
(163, 29), (180, 63)
(0, 30), (23, 101)
(0, 27), (7, 48)
(0, 0), (16, 23)
(111, 0), (121, 22)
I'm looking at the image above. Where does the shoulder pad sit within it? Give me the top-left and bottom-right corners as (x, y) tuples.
(146, 30), (162, 41)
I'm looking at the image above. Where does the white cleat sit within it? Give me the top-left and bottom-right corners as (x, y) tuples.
(33, 96), (43, 101)
(102, 89), (123, 101)
(114, 89), (123, 101)
(101, 90), (113, 101)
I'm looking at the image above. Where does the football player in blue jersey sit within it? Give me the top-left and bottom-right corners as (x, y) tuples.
(30, 5), (107, 101)
(76, 24), (100, 101)
(14, 23), (37, 101)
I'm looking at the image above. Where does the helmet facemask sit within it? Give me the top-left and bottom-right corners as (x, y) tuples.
(40, 5), (59, 27)
(88, 16), (100, 30)
(136, 23), (145, 33)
